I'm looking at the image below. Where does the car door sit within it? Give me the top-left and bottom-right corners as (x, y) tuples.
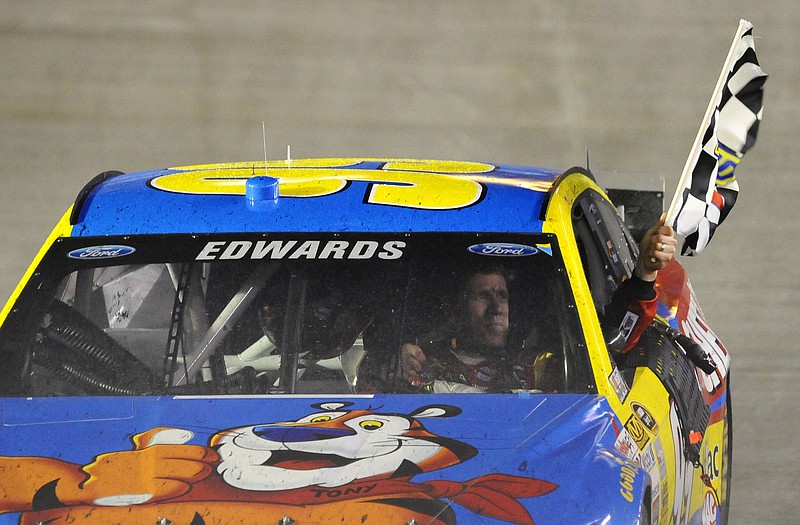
(571, 188), (713, 523)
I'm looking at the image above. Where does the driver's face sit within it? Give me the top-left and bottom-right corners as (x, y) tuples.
(463, 272), (509, 348)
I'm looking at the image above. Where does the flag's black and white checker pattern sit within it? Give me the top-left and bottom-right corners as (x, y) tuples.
(673, 21), (767, 255)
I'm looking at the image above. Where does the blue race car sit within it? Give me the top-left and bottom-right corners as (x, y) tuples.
(0, 159), (731, 525)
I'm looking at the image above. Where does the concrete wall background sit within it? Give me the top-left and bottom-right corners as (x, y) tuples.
(1, 2), (797, 521)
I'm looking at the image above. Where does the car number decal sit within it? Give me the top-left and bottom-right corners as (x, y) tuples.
(149, 159), (493, 211)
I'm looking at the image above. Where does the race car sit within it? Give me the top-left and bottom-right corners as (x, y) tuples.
(0, 158), (731, 525)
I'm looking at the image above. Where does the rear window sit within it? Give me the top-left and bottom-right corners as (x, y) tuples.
(0, 233), (593, 396)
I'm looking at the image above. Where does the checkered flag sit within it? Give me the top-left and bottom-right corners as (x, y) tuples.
(668, 20), (767, 255)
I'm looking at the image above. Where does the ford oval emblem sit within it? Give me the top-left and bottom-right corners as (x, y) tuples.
(467, 243), (538, 257)
(68, 245), (136, 260)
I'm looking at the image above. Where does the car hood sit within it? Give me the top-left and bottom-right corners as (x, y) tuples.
(0, 394), (646, 525)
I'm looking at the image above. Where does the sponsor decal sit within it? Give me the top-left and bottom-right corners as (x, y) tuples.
(648, 438), (666, 525)
(656, 438), (668, 479)
(641, 445), (656, 472)
(467, 243), (538, 257)
(617, 311), (640, 343)
(67, 245), (136, 260)
(631, 402), (659, 434)
(608, 453), (640, 503)
(618, 462), (639, 503)
(704, 444), (721, 482)
(680, 285), (730, 396)
(652, 480), (661, 525)
(660, 478), (670, 522)
(196, 239), (406, 261)
(609, 367), (629, 403)
(702, 490), (719, 525)
(606, 239), (620, 265)
(0, 402), (557, 525)
(614, 430), (640, 464)
(625, 415), (651, 450)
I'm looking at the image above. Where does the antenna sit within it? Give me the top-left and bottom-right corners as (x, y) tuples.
(585, 147), (591, 173)
(287, 144), (292, 167)
(262, 121), (268, 175)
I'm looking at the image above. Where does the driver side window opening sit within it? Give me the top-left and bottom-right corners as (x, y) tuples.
(571, 190), (638, 314)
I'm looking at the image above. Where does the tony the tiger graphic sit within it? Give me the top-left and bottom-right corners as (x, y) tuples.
(0, 402), (556, 525)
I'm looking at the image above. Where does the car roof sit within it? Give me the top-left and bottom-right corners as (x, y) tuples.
(69, 159), (564, 236)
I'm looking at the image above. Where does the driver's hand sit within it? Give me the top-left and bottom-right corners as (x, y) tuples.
(635, 214), (677, 281)
(400, 343), (427, 383)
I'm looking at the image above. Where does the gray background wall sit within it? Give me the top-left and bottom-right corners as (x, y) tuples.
(1, 2), (796, 521)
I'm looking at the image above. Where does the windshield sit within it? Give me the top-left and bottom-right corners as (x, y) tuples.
(0, 233), (593, 396)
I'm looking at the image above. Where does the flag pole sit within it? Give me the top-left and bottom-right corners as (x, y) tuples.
(665, 19), (752, 227)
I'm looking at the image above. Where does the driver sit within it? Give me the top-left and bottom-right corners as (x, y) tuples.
(400, 266), (519, 392)
(400, 219), (677, 393)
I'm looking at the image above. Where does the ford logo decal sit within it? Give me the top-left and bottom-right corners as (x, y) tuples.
(467, 243), (538, 257)
(68, 245), (136, 260)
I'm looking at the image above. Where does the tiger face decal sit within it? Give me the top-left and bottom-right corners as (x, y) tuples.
(211, 402), (475, 491)
(0, 402), (556, 525)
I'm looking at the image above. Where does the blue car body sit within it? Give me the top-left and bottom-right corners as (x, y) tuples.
(0, 159), (730, 525)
